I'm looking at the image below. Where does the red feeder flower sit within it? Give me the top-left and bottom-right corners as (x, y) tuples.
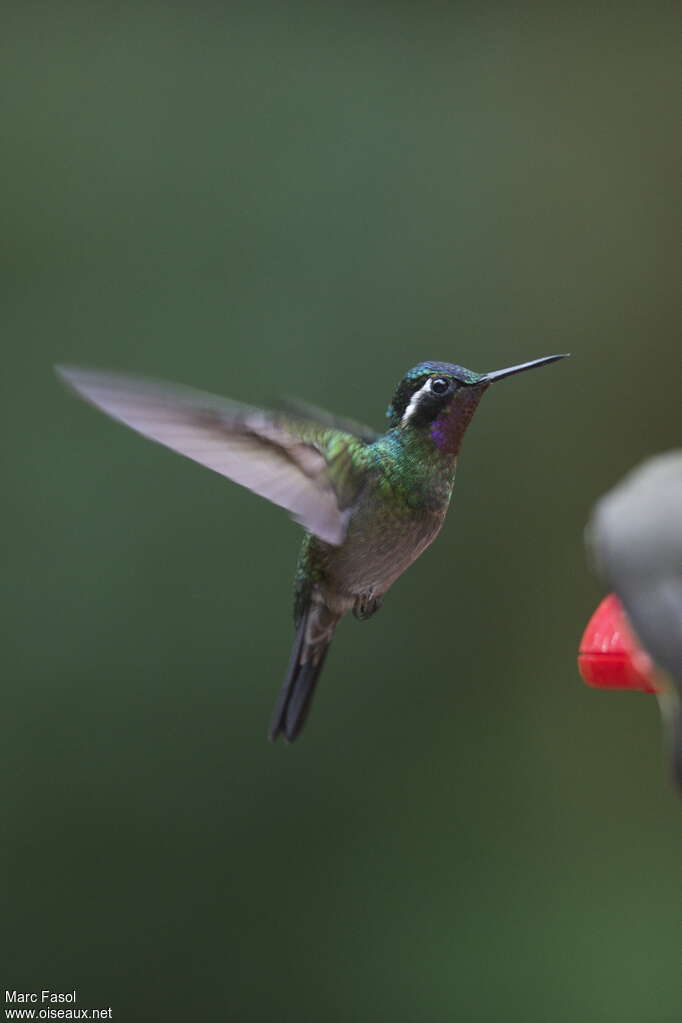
(578, 593), (660, 693)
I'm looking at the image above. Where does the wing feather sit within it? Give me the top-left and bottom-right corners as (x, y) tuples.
(56, 366), (369, 545)
(278, 395), (379, 443)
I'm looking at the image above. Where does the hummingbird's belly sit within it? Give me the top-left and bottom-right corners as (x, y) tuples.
(321, 504), (445, 604)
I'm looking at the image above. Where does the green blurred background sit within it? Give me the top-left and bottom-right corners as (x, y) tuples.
(3, 3), (681, 1020)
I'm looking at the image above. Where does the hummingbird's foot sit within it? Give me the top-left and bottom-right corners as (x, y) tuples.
(353, 592), (383, 621)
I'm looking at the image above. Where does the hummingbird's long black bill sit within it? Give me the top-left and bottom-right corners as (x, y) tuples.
(484, 353), (569, 383)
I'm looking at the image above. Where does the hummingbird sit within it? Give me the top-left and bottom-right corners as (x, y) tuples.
(56, 353), (567, 742)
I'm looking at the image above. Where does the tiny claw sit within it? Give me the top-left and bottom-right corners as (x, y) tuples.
(353, 593), (383, 621)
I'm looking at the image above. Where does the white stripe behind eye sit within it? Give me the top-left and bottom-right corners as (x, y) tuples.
(401, 379), (433, 425)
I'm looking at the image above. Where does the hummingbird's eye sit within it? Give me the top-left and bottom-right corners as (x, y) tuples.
(430, 377), (450, 395)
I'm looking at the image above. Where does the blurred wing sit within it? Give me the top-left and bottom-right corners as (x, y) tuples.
(278, 395), (379, 443)
(56, 366), (369, 545)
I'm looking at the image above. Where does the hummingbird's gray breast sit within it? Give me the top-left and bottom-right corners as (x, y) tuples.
(317, 481), (448, 613)
(301, 432), (457, 617)
(347, 501), (445, 589)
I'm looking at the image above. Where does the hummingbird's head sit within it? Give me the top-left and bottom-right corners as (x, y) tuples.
(386, 362), (485, 430)
(386, 354), (568, 454)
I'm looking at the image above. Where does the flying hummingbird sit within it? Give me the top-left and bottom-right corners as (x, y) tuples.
(56, 353), (567, 742)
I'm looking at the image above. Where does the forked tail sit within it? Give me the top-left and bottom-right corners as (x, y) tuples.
(268, 602), (338, 743)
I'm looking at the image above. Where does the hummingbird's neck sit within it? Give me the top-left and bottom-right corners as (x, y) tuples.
(410, 386), (486, 458)
(379, 426), (457, 510)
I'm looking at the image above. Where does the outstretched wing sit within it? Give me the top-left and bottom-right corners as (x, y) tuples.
(56, 366), (370, 546)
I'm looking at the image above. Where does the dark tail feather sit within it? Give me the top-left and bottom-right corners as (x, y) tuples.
(268, 605), (335, 743)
